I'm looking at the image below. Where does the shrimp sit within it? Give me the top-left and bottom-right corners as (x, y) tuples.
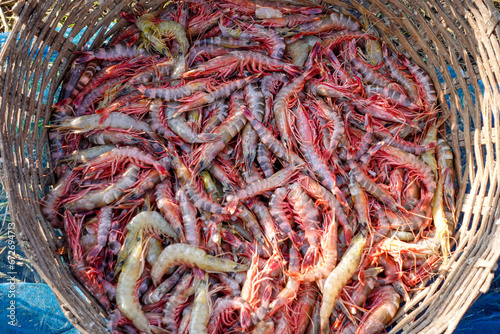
(298, 176), (351, 239)
(365, 85), (420, 110)
(162, 272), (196, 333)
(226, 162), (302, 214)
(116, 230), (152, 333)
(256, 142), (275, 178)
(41, 168), (75, 227)
(137, 80), (207, 101)
(296, 212), (338, 282)
(315, 99), (345, 158)
(155, 179), (184, 238)
(241, 105), (305, 167)
(274, 67), (318, 149)
(143, 266), (187, 305)
(383, 45), (420, 103)
(320, 233), (367, 334)
(348, 172), (370, 230)
(295, 102), (338, 194)
(194, 36), (259, 49)
(269, 186), (301, 247)
(151, 244), (249, 285)
(242, 83), (265, 170)
(218, 0), (321, 16)
(59, 145), (116, 164)
(404, 58), (437, 109)
(54, 112), (152, 133)
(322, 30), (376, 49)
(177, 188), (200, 246)
(86, 206), (113, 261)
(80, 146), (168, 177)
(66, 59), (100, 100)
(64, 211), (110, 309)
(75, 44), (149, 64)
(287, 182), (322, 267)
(189, 279), (211, 334)
(208, 296), (252, 333)
(378, 145), (436, 197)
(191, 99), (248, 173)
(183, 176), (230, 215)
(133, 13), (170, 56)
(356, 286), (400, 334)
(268, 247), (301, 315)
(432, 157), (451, 266)
(64, 164), (140, 212)
(175, 75), (259, 116)
(182, 51), (300, 78)
(281, 12), (360, 38)
(201, 102), (228, 132)
(292, 284), (318, 334)
(348, 159), (402, 212)
(167, 113), (220, 144)
(257, 14), (317, 28)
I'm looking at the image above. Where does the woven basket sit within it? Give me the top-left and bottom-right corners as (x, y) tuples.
(0, 0), (499, 333)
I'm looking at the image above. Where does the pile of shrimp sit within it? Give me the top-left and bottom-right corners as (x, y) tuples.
(43, 1), (456, 333)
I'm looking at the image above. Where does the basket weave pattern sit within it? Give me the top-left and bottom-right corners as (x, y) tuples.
(0, 1), (498, 333)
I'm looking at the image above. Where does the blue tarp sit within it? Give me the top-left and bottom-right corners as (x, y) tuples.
(0, 283), (80, 334)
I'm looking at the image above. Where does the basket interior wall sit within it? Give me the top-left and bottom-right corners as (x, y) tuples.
(0, 0), (498, 333)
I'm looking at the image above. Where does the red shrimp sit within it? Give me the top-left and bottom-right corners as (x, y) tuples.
(281, 12), (360, 38)
(41, 168), (75, 227)
(274, 67), (319, 149)
(287, 182), (322, 268)
(241, 105), (305, 167)
(348, 172), (370, 230)
(268, 247), (301, 315)
(356, 286), (400, 334)
(75, 44), (149, 64)
(182, 51), (301, 78)
(183, 176), (230, 215)
(295, 212), (338, 282)
(64, 211), (111, 310)
(382, 44), (420, 103)
(365, 85), (420, 111)
(177, 188), (200, 246)
(86, 206), (113, 262)
(174, 75), (259, 116)
(294, 103), (339, 195)
(79, 146), (168, 178)
(257, 14), (317, 28)
(378, 145), (436, 197)
(137, 80), (208, 101)
(269, 187), (302, 247)
(403, 58), (438, 109)
(348, 159), (402, 213)
(322, 31), (376, 49)
(155, 179), (184, 240)
(242, 83), (265, 170)
(190, 98), (248, 174)
(226, 162), (302, 214)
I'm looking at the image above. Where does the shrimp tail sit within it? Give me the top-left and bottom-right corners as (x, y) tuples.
(86, 245), (103, 262)
(285, 63), (302, 76)
(74, 51), (94, 64)
(197, 133), (221, 142)
(226, 198), (239, 215)
(121, 11), (136, 23)
(136, 84), (147, 95)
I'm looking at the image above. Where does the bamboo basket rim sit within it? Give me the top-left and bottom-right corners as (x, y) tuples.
(0, 0), (499, 333)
